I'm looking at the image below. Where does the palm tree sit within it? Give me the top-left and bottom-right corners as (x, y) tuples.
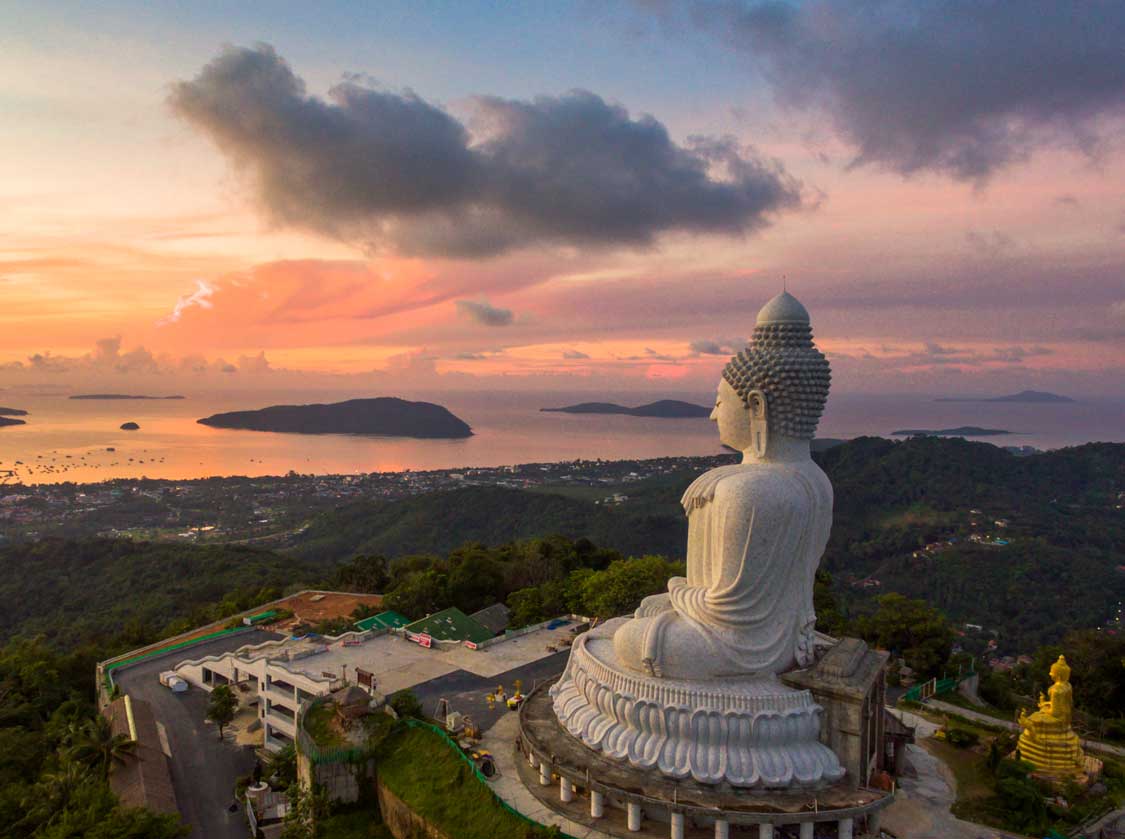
(68, 714), (136, 779)
(18, 758), (89, 829)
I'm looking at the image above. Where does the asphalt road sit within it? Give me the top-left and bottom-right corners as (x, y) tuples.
(406, 648), (571, 733)
(114, 630), (282, 839)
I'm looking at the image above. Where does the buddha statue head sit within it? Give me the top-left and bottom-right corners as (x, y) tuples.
(1050, 655), (1071, 685)
(714, 291), (831, 460)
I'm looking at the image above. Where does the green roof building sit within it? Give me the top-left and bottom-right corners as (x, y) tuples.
(404, 607), (493, 644)
(354, 610), (410, 632)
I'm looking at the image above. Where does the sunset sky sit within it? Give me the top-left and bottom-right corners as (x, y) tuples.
(3, 1), (1124, 396)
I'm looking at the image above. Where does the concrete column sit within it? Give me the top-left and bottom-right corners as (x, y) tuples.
(627, 802), (642, 832)
(670, 812), (684, 839)
(590, 790), (604, 819)
(758, 824), (774, 839)
(538, 762), (551, 786)
(559, 777), (573, 803)
(714, 820), (729, 839)
(866, 812), (881, 836)
(838, 816), (854, 839)
(800, 822), (814, 839)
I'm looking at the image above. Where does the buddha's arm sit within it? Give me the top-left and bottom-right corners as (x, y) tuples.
(667, 484), (757, 618)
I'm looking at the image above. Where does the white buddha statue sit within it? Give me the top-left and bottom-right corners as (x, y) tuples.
(613, 290), (832, 680)
(550, 292), (844, 788)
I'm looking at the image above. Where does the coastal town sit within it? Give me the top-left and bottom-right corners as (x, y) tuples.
(0, 454), (728, 543)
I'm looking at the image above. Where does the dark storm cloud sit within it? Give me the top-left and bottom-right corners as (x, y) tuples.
(684, 1), (1125, 182)
(169, 44), (802, 257)
(455, 299), (514, 326)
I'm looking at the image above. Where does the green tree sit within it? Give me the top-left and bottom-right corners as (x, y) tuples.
(854, 593), (954, 679)
(384, 569), (449, 620)
(264, 743), (298, 791)
(206, 684), (238, 741)
(68, 714), (136, 780)
(447, 550), (506, 614)
(506, 587), (546, 629)
(577, 556), (684, 620)
(390, 690), (424, 720)
(331, 554), (389, 593)
(281, 783), (330, 839)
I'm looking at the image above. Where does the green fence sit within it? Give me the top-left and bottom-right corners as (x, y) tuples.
(903, 670), (974, 703)
(102, 626), (254, 690)
(296, 701), (576, 838)
(399, 718), (578, 839)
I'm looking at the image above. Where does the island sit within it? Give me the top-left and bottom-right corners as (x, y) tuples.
(0, 407), (28, 416)
(935, 390), (1073, 403)
(70, 394), (185, 400)
(541, 399), (710, 418)
(0, 417), (26, 428)
(120, 422), (140, 431)
(196, 397), (473, 438)
(892, 426), (1010, 437)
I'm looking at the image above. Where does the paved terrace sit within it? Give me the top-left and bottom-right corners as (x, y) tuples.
(191, 620), (580, 696)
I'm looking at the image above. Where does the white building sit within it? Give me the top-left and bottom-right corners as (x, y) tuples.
(175, 635), (350, 750)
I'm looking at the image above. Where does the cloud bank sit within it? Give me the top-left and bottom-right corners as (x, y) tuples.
(456, 299), (514, 326)
(169, 44), (802, 257)
(687, 0), (1125, 181)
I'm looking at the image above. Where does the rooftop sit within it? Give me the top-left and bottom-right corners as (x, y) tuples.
(405, 607), (494, 644)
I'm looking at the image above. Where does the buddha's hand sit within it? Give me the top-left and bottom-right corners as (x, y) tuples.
(667, 576), (688, 591)
(635, 592), (671, 617)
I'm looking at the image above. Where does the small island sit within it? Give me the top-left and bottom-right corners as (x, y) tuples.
(542, 399), (710, 418)
(70, 394), (185, 400)
(935, 390), (1073, 403)
(0, 417), (26, 428)
(892, 426), (1010, 437)
(120, 422), (140, 431)
(0, 407), (28, 416)
(197, 397), (473, 438)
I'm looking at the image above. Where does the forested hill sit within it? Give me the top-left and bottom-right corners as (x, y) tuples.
(290, 484), (687, 562)
(0, 437), (1120, 654)
(0, 539), (317, 649)
(292, 437), (1123, 650)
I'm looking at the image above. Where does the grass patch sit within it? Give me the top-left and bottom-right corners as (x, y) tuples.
(377, 727), (546, 839)
(303, 701), (346, 749)
(923, 737), (993, 800)
(319, 808), (394, 839)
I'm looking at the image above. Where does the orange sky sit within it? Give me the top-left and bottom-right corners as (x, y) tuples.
(2, 11), (1123, 398)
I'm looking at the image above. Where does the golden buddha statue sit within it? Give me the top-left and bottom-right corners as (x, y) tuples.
(1017, 655), (1085, 774)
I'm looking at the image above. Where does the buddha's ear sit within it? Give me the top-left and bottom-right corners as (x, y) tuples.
(747, 389), (768, 421)
(747, 389), (769, 458)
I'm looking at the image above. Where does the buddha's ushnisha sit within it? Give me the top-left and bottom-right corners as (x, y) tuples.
(612, 291), (833, 679)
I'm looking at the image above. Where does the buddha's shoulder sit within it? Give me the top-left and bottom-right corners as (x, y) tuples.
(710, 463), (829, 500)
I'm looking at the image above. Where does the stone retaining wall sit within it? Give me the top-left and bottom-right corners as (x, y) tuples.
(376, 780), (451, 839)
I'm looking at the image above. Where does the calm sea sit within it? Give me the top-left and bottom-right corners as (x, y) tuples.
(0, 389), (1121, 485)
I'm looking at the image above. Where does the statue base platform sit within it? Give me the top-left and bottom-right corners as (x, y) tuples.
(549, 618), (845, 789)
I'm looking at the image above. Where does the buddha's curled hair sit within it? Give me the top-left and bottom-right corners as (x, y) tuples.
(722, 321), (831, 439)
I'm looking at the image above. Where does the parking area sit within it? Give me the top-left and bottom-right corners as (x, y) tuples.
(407, 648), (571, 734)
(114, 629), (282, 839)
